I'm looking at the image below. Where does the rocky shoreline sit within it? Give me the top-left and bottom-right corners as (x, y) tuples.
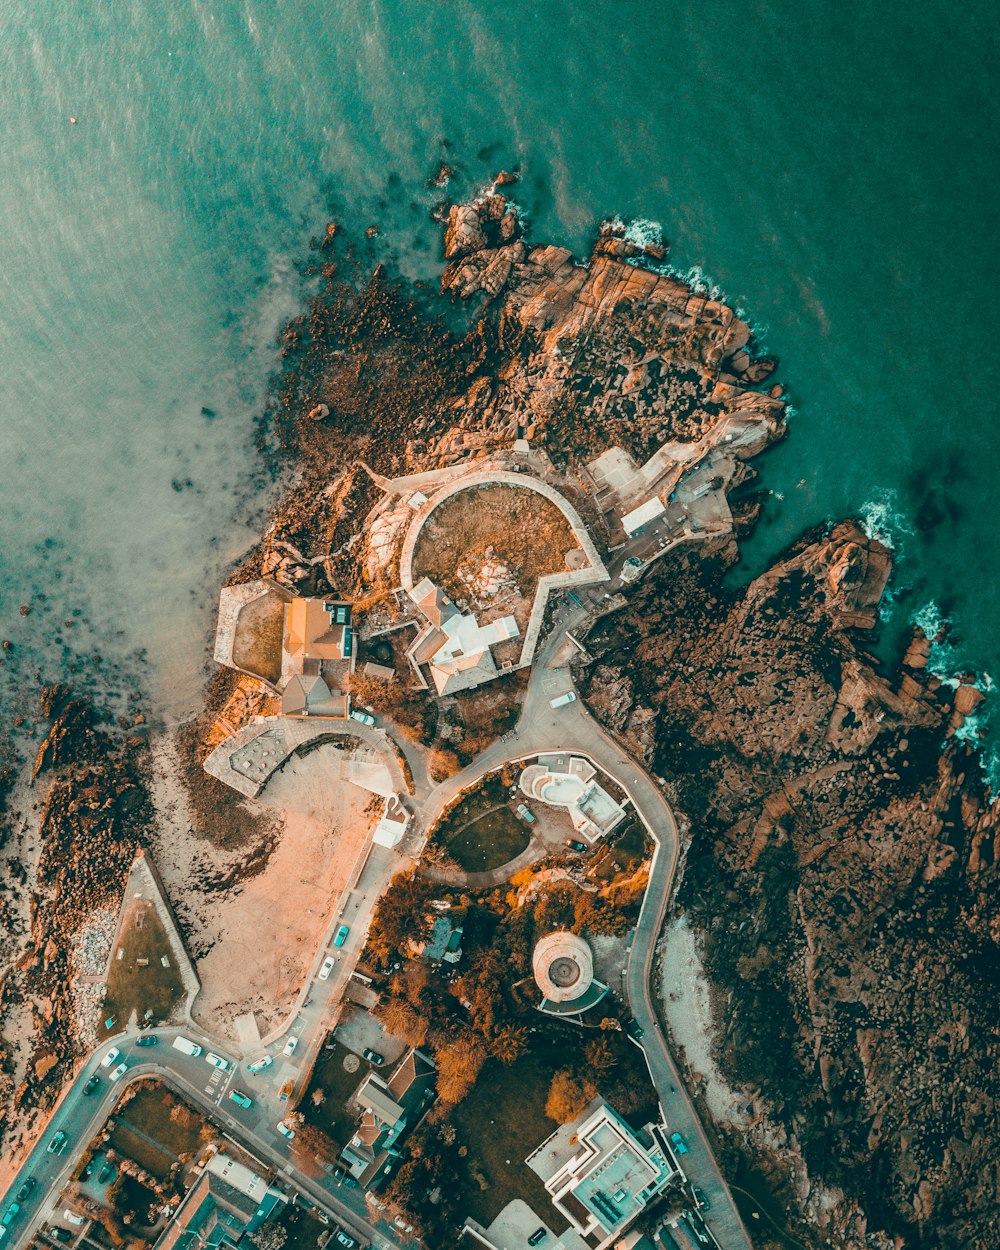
(0, 176), (996, 1249)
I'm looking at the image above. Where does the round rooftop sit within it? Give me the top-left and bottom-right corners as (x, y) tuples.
(532, 930), (594, 1003)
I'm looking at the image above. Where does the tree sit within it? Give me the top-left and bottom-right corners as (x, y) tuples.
(489, 1023), (529, 1064)
(584, 1036), (618, 1076)
(250, 1223), (287, 1250)
(435, 1033), (488, 1104)
(545, 1067), (597, 1124)
(367, 871), (435, 966)
(428, 747), (461, 782)
(375, 997), (429, 1047)
(289, 1122), (340, 1178)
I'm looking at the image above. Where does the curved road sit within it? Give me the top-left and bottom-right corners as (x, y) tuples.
(3, 577), (752, 1250)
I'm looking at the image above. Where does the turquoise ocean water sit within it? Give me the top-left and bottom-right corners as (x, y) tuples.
(1, 1), (998, 773)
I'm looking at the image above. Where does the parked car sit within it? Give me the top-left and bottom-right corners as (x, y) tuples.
(205, 1053), (232, 1071)
(528, 1229), (548, 1247)
(48, 1229), (71, 1242)
(109, 1062), (128, 1082)
(2, 1204), (21, 1228)
(100, 1047), (121, 1069)
(82, 1075), (100, 1096)
(333, 1231), (356, 1248)
(16, 1179), (35, 1202)
(566, 839), (587, 852)
(348, 709), (375, 726)
(692, 1187), (710, 1211)
(670, 1131), (689, 1155)
(47, 1131), (67, 1154)
(135, 1034), (157, 1048)
(98, 1164), (114, 1185)
(549, 691), (577, 708)
(318, 955), (336, 981)
(247, 1055), (272, 1073)
(362, 1048), (384, 1066)
(229, 1090), (253, 1109)
(625, 1018), (644, 1040)
(276, 1120), (295, 1139)
(63, 1212), (85, 1228)
(334, 924), (350, 947)
(172, 1036), (203, 1057)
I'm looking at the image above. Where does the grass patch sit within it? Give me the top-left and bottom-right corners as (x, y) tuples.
(108, 1173), (159, 1226)
(442, 808), (530, 873)
(99, 900), (186, 1039)
(301, 1041), (371, 1144)
(109, 1083), (210, 1179)
(278, 1206), (328, 1250)
(232, 590), (286, 683)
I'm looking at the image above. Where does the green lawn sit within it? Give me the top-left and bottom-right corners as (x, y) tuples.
(98, 900), (186, 1039)
(442, 807), (530, 872)
(301, 1041), (370, 1144)
(109, 1084), (209, 1178)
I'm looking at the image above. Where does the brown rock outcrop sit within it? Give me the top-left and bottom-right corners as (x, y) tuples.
(581, 527), (999, 1250)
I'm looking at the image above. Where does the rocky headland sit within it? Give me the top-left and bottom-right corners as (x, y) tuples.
(0, 177), (995, 1250)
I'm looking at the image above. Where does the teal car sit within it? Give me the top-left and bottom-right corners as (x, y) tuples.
(334, 925), (349, 947)
(229, 1090), (253, 1109)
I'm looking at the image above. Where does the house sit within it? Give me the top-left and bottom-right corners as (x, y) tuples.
(279, 597), (355, 718)
(519, 755), (627, 843)
(153, 1154), (285, 1250)
(525, 1101), (677, 1250)
(411, 913), (464, 964)
(405, 577), (519, 696)
(340, 1048), (437, 1190)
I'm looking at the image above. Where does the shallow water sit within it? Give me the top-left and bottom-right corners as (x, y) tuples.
(1, 0), (997, 772)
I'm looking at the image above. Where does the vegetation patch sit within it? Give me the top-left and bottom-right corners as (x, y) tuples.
(439, 807), (530, 873)
(98, 900), (185, 1038)
(106, 1083), (211, 1179)
(412, 483), (576, 612)
(231, 591), (286, 684)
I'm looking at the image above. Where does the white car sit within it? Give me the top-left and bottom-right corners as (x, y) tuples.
(63, 1212), (85, 1227)
(246, 1055), (272, 1073)
(348, 709), (375, 726)
(205, 1053), (231, 1071)
(108, 1063), (128, 1082)
(282, 1036), (298, 1057)
(100, 1047), (120, 1069)
(276, 1120), (295, 1139)
(318, 956), (336, 981)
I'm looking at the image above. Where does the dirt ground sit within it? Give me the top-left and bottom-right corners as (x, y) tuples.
(148, 735), (378, 1042)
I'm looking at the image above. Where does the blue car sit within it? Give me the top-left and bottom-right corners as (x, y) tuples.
(334, 925), (350, 948)
(670, 1131), (689, 1155)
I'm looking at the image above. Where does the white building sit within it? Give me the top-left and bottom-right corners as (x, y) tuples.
(406, 576), (519, 695)
(519, 755), (627, 843)
(526, 1101), (677, 1249)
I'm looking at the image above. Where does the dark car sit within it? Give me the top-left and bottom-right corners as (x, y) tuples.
(49, 1229), (71, 1242)
(528, 1229), (548, 1246)
(98, 1164), (114, 1185)
(135, 1035), (158, 1048)
(82, 1076), (100, 1096)
(566, 840), (587, 853)
(16, 1179), (35, 1203)
(625, 1018), (645, 1040)
(692, 1186), (710, 1211)
(362, 1048), (384, 1065)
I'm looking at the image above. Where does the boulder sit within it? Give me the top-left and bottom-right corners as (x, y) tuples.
(444, 205), (487, 258)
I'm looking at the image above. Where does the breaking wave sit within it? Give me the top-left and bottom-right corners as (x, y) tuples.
(859, 489), (912, 551)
